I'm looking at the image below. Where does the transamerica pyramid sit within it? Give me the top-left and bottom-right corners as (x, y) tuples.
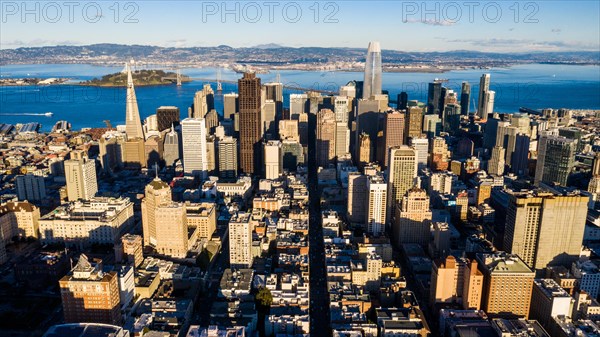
(125, 63), (144, 140)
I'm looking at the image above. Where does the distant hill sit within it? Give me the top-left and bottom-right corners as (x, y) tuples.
(82, 69), (191, 87)
(1, 43), (598, 67)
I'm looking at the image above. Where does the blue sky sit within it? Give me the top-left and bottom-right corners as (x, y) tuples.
(1, 0), (599, 52)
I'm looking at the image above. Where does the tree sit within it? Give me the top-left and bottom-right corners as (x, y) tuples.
(255, 287), (273, 309)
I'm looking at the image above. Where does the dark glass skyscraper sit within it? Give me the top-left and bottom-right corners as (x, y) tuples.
(238, 73), (262, 175)
(460, 82), (471, 115)
(427, 80), (444, 116)
(398, 92), (408, 110)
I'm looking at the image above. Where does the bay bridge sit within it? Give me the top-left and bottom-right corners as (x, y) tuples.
(134, 63), (339, 95)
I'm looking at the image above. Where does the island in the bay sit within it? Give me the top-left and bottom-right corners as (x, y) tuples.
(81, 69), (191, 87)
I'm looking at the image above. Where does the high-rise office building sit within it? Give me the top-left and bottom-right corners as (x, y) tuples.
(358, 132), (372, 168)
(366, 174), (387, 236)
(205, 109), (219, 135)
(154, 202), (188, 258)
(238, 73), (262, 175)
(144, 134), (163, 170)
(504, 190), (588, 273)
(335, 121), (350, 158)
(218, 136), (238, 180)
(393, 187), (432, 246)
(427, 80), (444, 115)
(281, 139), (304, 170)
(423, 114), (442, 139)
(205, 135), (216, 175)
(460, 82), (471, 115)
(488, 146), (506, 176)
(98, 130), (125, 172)
(534, 135), (576, 186)
(362, 41), (382, 99)
(191, 85), (214, 118)
(442, 103), (461, 135)
(511, 134), (530, 176)
(380, 110), (405, 167)
(290, 93), (308, 119)
(229, 212), (253, 269)
(186, 202), (217, 240)
(529, 279), (574, 331)
(59, 255), (121, 325)
(261, 98), (277, 138)
(16, 174), (46, 202)
(316, 109), (337, 167)
(141, 178), (172, 247)
(124, 64), (144, 140)
(181, 118), (208, 179)
(397, 91), (408, 110)
(406, 101), (425, 140)
(409, 137), (429, 171)
(387, 146), (417, 220)
(430, 137), (450, 171)
(223, 93), (239, 120)
(64, 157), (98, 201)
(120, 234), (143, 267)
(477, 74), (492, 121)
(264, 140), (282, 179)
(123, 64), (146, 168)
(156, 106), (180, 132)
(279, 119), (299, 141)
(163, 125), (181, 167)
(347, 172), (368, 224)
(477, 252), (534, 319)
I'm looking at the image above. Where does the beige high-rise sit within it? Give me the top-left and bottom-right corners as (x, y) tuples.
(186, 202), (217, 240)
(316, 109), (337, 167)
(121, 234), (143, 267)
(366, 174), (387, 236)
(504, 190), (588, 273)
(229, 212), (253, 268)
(358, 132), (372, 168)
(387, 146), (417, 221)
(462, 259), (484, 310)
(141, 179), (172, 247)
(347, 173), (368, 224)
(394, 187), (431, 246)
(64, 158), (98, 201)
(154, 202), (188, 258)
(477, 252), (534, 319)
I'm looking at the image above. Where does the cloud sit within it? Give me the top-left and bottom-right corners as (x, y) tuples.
(403, 18), (456, 26)
(164, 39), (188, 48)
(445, 38), (599, 51)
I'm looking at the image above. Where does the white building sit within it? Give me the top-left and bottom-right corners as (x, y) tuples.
(229, 212), (253, 269)
(64, 158), (98, 201)
(264, 140), (282, 180)
(39, 197), (134, 247)
(367, 174), (387, 236)
(181, 118), (208, 180)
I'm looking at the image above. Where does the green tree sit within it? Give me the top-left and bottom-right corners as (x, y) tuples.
(255, 287), (273, 309)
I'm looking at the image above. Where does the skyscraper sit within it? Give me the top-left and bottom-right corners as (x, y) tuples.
(477, 74), (496, 121)
(534, 135), (576, 186)
(124, 63), (144, 140)
(181, 118), (208, 180)
(387, 146), (418, 221)
(154, 202), (188, 258)
(366, 174), (387, 236)
(460, 82), (471, 115)
(393, 187), (432, 246)
(316, 109), (337, 167)
(141, 178), (172, 247)
(123, 63), (146, 168)
(504, 189), (588, 273)
(430, 137), (450, 171)
(156, 106), (180, 132)
(358, 132), (372, 168)
(362, 41), (382, 99)
(163, 125), (181, 167)
(223, 92), (239, 120)
(64, 157), (98, 201)
(409, 137), (429, 171)
(427, 80), (444, 115)
(347, 172), (368, 224)
(380, 110), (405, 168)
(238, 73), (262, 174)
(397, 91), (408, 110)
(488, 146), (506, 176)
(477, 252), (534, 319)
(229, 212), (253, 269)
(405, 100), (425, 140)
(218, 136), (238, 180)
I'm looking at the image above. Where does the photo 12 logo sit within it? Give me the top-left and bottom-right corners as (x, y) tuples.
(200, 1), (340, 23)
(401, 1), (540, 25)
(1, 1), (140, 23)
